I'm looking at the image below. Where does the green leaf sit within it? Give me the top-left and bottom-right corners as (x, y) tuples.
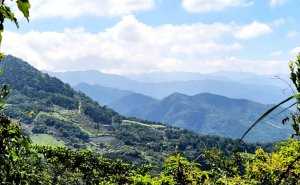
(0, 52), (5, 59)
(12, 17), (19, 29)
(16, 0), (30, 21)
(268, 102), (297, 122)
(240, 93), (300, 141)
(0, 5), (19, 28)
(0, 29), (2, 46)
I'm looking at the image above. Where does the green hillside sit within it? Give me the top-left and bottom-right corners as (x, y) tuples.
(1, 56), (120, 148)
(126, 93), (292, 142)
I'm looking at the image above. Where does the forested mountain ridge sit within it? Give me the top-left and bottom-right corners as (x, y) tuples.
(125, 92), (292, 142)
(75, 82), (292, 142)
(0, 55), (273, 167)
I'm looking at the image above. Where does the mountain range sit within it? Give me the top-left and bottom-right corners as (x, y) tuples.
(48, 70), (292, 105)
(124, 92), (292, 142)
(125, 70), (289, 86)
(74, 82), (292, 142)
(1, 55), (275, 167)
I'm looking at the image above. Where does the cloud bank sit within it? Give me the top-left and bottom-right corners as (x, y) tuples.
(28, 0), (155, 19)
(269, 0), (289, 7)
(2, 15), (288, 75)
(182, 0), (253, 13)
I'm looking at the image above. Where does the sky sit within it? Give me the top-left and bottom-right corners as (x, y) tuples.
(2, 0), (300, 75)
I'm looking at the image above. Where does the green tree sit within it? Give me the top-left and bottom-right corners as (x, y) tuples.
(0, 1), (35, 184)
(0, 85), (50, 184)
(163, 148), (210, 184)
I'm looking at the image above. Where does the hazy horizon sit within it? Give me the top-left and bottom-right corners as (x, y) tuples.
(44, 68), (289, 76)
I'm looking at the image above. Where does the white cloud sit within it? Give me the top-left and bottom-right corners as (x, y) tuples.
(169, 42), (242, 58)
(286, 30), (299, 39)
(235, 21), (272, 40)
(271, 50), (283, 57)
(270, 18), (286, 27)
(182, 0), (253, 13)
(290, 47), (300, 57)
(270, 0), (289, 7)
(27, 0), (154, 19)
(2, 16), (284, 75)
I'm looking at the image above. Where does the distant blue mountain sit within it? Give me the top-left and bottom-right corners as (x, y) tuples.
(74, 83), (157, 111)
(47, 70), (292, 104)
(125, 70), (289, 87)
(74, 83), (133, 105)
(109, 93), (157, 115)
(46, 70), (138, 87)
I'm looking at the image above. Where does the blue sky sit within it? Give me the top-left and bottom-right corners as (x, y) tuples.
(2, 0), (300, 75)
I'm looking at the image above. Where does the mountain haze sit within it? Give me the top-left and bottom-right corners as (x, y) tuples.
(125, 71), (288, 87)
(74, 83), (158, 114)
(48, 70), (289, 104)
(46, 70), (138, 87)
(74, 83), (134, 105)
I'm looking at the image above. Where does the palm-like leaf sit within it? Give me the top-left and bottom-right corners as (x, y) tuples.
(240, 93), (300, 141)
(268, 102), (297, 121)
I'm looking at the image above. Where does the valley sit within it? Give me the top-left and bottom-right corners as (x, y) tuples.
(58, 70), (293, 142)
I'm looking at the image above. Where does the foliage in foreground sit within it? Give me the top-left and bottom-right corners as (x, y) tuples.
(0, 0), (30, 58)
(1, 108), (300, 184)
